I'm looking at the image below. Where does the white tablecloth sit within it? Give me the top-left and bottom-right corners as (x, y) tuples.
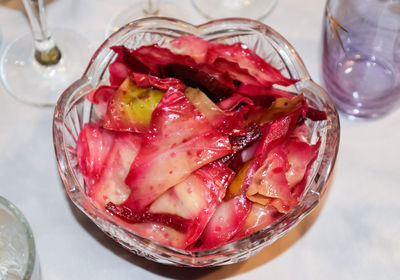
(0, 0), (399, 279)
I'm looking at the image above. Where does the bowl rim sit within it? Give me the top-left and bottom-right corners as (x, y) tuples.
(0, 196), (38, 278)
(53, 16), (340, 265)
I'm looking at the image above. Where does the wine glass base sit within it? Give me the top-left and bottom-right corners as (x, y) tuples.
(105, 0), (193, 37)
(0, 27), (94, 107)
(192, 0), (277, 20)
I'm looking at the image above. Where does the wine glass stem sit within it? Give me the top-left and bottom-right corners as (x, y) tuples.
(143, 0), (159, 15)
(22, 0), (61, 65)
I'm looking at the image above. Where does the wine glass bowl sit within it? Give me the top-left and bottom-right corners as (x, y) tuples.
(53, 17), (340, 267)
(105, 0), (192, 37)
(0, 0), (93, 107)
(192, 0), (278, 20)
(0, 27), (93, 106)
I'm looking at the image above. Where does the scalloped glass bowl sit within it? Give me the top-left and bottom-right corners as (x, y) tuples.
(53, 17), (340, 267)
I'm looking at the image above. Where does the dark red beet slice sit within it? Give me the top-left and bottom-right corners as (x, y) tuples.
(105, 203), (193, 233)
(221, 122), (261, 168)
(161, 63), (236, 102)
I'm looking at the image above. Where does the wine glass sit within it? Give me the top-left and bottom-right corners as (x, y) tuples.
(0, 0), (94, 107)
(105, 0), (191, 37)
(191, 0), (278, 19)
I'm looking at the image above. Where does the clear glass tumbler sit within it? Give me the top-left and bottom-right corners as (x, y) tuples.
(0, 196), (41, 280)
(322, 0), (400, 119)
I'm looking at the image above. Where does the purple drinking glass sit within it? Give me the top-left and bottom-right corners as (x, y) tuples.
(322, 0), (400, 119)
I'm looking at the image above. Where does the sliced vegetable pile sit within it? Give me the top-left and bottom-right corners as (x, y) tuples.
(76, 36), (326, 251)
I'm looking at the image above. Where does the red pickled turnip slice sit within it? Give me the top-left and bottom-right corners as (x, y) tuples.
(255, 116), (297, 159)
(130, 72), (186, 92)
(109, 46), (150, 86)
(246, 150), (295, 212)
(76, 123), (115, 188)
(207, 41), (297, 87)
(170, 35), (297, 87)
(284, 136), (321, 188)
(109, 61), (132, 87)
(198, 195), (251, 250)
(254, 97), (307, 159)
(130, 44), (196, 76)
(169, 35), (209, 63)
(124, 132), (231, 212)
(184, 87), (245, 136)
(217, 93), (254, 112)
(246, 125), (321, 213)
(87, 85), (116, 105)
(212, 57), (265, 87)
(148, 161), (235, 248)
(105, 161), (235, 249)
(234, 204), (281, 239)
(87, 85), (117, 119)
(122, 89), (232, 212)
(89, 132), (142, 209)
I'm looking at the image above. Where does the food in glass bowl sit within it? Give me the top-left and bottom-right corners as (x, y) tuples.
(76, 34), (326, 251)
(53, 17), (339, 266)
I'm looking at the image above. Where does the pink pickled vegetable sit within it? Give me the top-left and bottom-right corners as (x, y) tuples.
(76, 35), (327, 251)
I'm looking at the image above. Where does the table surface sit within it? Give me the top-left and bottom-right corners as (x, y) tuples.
(0, 0), (399, 279)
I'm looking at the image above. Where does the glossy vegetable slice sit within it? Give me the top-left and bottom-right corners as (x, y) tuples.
(103, 77), (164, 133)
(245, 94), (307, 126)
(106, 162), (234, 249)
(149, 161), (235, 248)
(207, 41), (297, 87)
(184, 87), (245, 136)
(121, 89), (232, 212)
(109, 45), (150, 86)
(87, 85), (117, 119)
(284, 136), (320, 187)
(246, 125), (321, 213)
(89, 132), (142, 209)
(169, 35), (209, 63)
(130, 72), (186, 92)
(161, 63), (236, 102)
(170, 35), (297, 87)
(197, 195), (251, 250)
(76, 123), (115, 188)
(234, 204), (281, 239)
(246, 149), (295, 211)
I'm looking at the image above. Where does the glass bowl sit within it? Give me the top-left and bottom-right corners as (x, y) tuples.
(0, 196), (41, 279)
(53, 17), (340, 267)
